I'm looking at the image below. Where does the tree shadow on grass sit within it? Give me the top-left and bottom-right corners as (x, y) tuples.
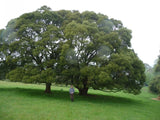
(0, 87), (143, 106)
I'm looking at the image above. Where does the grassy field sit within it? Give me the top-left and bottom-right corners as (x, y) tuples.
(0, 81), (160, 120)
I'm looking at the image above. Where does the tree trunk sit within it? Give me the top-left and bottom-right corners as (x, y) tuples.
(78, 87), (88, 96)
(45, 83), (52, 93)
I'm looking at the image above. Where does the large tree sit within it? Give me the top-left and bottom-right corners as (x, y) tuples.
(5, 6), (63, 93)
(58, 11), (145, 95)
(1, 6), (145, 95)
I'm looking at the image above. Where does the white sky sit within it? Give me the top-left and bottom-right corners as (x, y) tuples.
(0, 0), (160, 66)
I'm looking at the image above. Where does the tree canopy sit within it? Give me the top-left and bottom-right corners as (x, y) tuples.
(0, 6), (145, 95)
(149, 54), (160, 96)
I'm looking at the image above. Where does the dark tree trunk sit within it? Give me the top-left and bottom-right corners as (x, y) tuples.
(78, 87), (88, 96)
(45, 83), (52, 93)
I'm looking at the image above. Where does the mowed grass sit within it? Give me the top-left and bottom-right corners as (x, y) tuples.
(0, 81), (160, 120)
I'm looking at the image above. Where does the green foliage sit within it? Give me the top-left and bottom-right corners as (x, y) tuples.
(7, 65), (56, 84)
(149, 75), (160, 95)
(117, 28), (132, 47)
(145, 70), (154, 85)
(149, 54), (160, 95)
(6, 67), (24, 82)
(155, 56), (160, 72)
(144, 63), (154, 85)
(98, 51), (145, 94)
(0, 6), (146, 95)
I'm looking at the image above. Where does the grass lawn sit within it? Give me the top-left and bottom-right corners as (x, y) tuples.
(0, 81), (160, 120)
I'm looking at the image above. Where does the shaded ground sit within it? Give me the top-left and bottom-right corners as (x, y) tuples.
(0, 81), (160, 120)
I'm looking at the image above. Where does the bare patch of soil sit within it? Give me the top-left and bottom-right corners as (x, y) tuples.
(152, 96), (160, 101)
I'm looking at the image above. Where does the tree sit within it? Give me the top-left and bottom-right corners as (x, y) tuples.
(0, 19), (18, 79)
(59, 12), (145, 95)
(5, 6), (63, 93)
(1, 6), (145, 95)
(155, 55), (160, 73)
(149, 54), (160, 96)
(144, 63), (154, 86)
(149, 76), (160, 96)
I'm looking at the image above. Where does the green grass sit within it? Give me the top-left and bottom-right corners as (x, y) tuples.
(0, 81), (160, 120)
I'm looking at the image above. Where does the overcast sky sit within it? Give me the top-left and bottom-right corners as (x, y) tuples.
(1, 0), (160, 66)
